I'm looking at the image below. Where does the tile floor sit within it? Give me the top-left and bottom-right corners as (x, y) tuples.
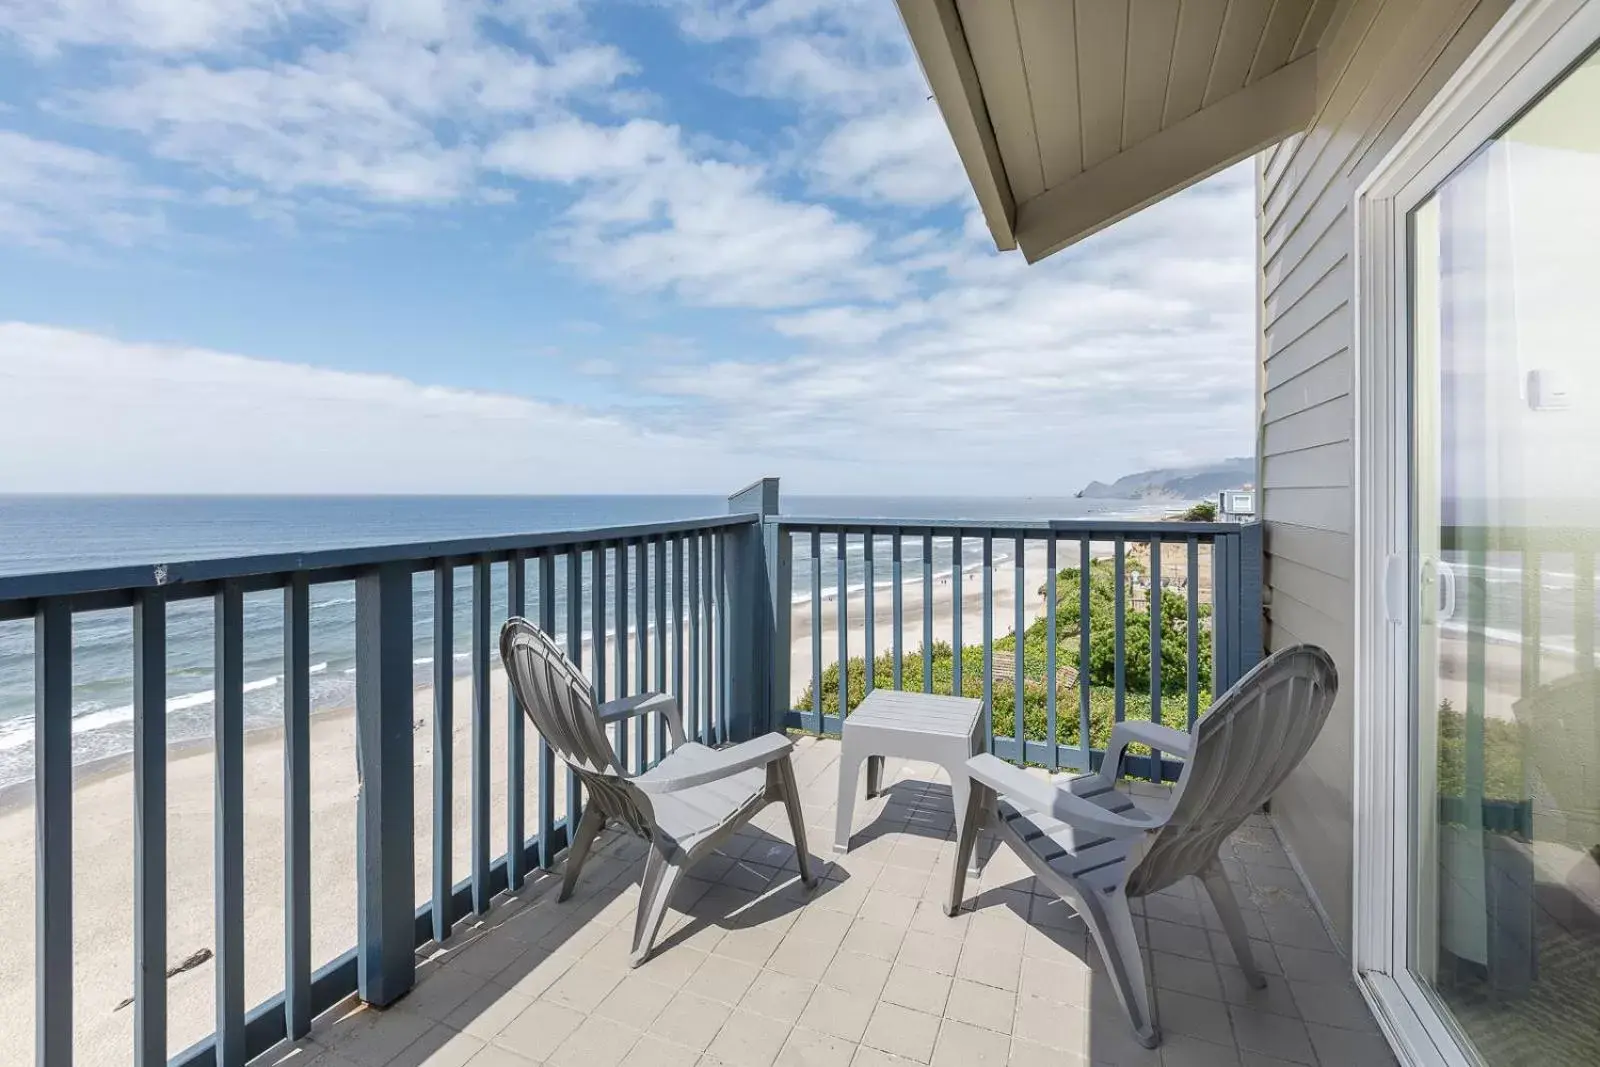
(260, 737), (1390, 1067)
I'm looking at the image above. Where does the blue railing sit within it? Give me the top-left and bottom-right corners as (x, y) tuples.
(772, 516), (1262, 781)
(0, 478), (1260, 1067)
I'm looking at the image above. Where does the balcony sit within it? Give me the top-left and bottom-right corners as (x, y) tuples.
(0, 481), (1385, 1065)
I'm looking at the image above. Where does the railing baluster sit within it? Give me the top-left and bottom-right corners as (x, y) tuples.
(1080, 537), (1092, 768)
(1014, 533), (1025, 757)
(672, 537), (685, 741)
(688, 533), (702, 742)
(134, 588), (168, 1064)
(284, 577), (312, 1032)
(952, 535), (963, 697)
(1113, 536), (1126, 728)
(837, 530), (848, 716)
(1148, 538), (1163, 778)
(923, 531), (934, 692)
(1045, 537), (1058, 771)
(507, 553), (526, 890)
(471, 557), (492, 913)
(983, 534), (994, 743)
(811, 528), (823, 732)
(892, 533), (903, 689)
(1520, 549), (1541, 695)
(593, 542), (609, 719)
(537, 552), (557, 867)
(864, 533), (876, 696)
(614, 541), (629, 765)
(1187, 538), (1200, 730)
(565, 550), (584, 836)
(431, 565), (453, 931)
(654, 539), (668, 758)
(36, 597), (72, 1067)
(702, 533), (715, 743)
(635, 541), (649, 771)
(214, 582), (246, 1066)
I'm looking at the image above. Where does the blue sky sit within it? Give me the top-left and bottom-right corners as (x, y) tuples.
(0, 0), (1256, 495)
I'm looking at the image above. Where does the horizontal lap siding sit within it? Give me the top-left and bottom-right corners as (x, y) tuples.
(1256, 0), (1504, 949)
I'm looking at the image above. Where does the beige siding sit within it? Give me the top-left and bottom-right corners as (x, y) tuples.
(1256, 0), (1507, 948)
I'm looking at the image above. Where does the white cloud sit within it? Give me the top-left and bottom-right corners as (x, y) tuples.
(808, 105), (969, 207)
(488, 117), (903, 309)
(0, 131), (167, 248)
(53, 3), (633, 204)
(0, 322), (760, 493)
(0, 0), (331, 54)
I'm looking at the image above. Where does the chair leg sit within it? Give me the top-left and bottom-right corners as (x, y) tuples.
(946, 782), (989, 917)
(773, 755), (818, 888)
(834, 747), (866, 855)
(1082, 888), (1159, 1049)
(631, 843), (685, 967)
(1202, 860), (1266, 989)
(558, 804), (604, 903)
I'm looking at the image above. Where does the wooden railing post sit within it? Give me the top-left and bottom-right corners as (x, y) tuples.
(727, 478), (781, 739)
(354, 561), (415, 1007)
(1238, 522), (1265, 680)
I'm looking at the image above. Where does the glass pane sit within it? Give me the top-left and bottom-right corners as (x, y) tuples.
(1409, 49), (1600, 1065)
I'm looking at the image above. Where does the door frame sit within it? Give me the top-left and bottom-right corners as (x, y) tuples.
(1351, 1), (1600, 1063)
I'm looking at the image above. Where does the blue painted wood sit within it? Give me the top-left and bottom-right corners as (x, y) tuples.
(0, 514), (763, 620)
(982, 535), (993, 742)
(592, 543), (608, 715)
(506, 553), (526, 891)
(671, 537), (685, 744)
(810, 528), (822, 731)
(1113, 537), (1126, 725)
(654, 538), (669, 755)
(430, 565), (454, 933)
(1044, 537), (1058, 771)
(923, 532), (934, 692)
(951, 535), (963, 696)
(891, 533), (903, 689)
(1014, 533), (1025, 753)
(634, 540), (649, 771)
(214, 583), (246, 1066)
(283, 577), (313, 1033)
(1238, 523), (1265, 678)
(768, 523), (793, 726)
(354, 563), (416, 1007)
(610, 542), (627, 765)
(1079, 537), (1092, 765)
(565, 551), (584, 838)
(863, 533), (875, 696)
(701, 533), (716, 743)
(129, 590), (167, 1065)
(1187, 538), (1200, 730)
(837, 530), (848, 715)
(537, 552), (558, 867)
(471, 558), (492, 914)
(729, 479), (781, 742)
(1148, 538), (1163, 770)
(688, 533), (702, 742)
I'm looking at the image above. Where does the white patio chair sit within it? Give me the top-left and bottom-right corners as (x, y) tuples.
(947, 644), (1338, 1048)
(500, 617), (817, 967)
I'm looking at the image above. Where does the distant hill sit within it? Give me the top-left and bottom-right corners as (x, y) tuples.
(1077, 457), (1254, 501)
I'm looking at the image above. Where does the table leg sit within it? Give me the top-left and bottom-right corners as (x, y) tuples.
(835, 747), (866, 855)
(866, 755), (885, 799)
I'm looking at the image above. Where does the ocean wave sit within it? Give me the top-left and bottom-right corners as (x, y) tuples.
(312, 596), (357, 609)
(0, 662), (330, 753)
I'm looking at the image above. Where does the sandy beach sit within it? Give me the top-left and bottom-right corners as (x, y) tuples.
(0, 540), (1088, 1062)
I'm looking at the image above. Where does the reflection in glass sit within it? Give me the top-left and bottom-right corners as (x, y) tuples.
(1410, 49), (1600, 1065)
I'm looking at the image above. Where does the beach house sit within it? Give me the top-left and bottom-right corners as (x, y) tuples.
(2, 2), (1596, 1066)
(897, 1), (1600, 1064)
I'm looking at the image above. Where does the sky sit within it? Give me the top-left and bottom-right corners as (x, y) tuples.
(0, 0), (1257, 496)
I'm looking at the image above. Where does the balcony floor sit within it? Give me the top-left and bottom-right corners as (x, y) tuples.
(264, 737), (1390, 1067)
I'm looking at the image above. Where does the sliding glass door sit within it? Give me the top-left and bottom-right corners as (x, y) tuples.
(1407, 44), (1600, 1066)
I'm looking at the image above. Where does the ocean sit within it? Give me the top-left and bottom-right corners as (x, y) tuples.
(0, 494), (1165, 789)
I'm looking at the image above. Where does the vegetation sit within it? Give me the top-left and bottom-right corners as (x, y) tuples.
(1180, 500), (1218, 522)
(796, 559), (1212, 763)
(1434, 697), (1525, 802)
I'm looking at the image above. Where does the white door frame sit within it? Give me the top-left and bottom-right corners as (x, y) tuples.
(1351, 1), (1600, 1064)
